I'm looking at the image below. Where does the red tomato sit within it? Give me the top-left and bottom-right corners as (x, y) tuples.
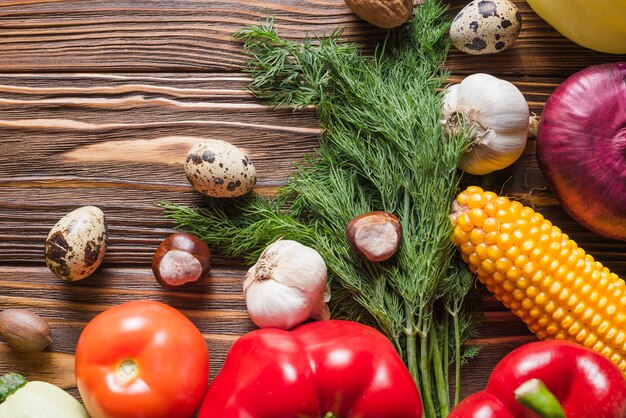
(75, 300), (209, 418)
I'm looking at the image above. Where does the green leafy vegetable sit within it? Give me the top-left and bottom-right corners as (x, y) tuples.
(162, 1), (478, 415)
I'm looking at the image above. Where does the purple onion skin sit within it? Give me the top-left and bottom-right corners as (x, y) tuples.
(536, 63), (626, 240)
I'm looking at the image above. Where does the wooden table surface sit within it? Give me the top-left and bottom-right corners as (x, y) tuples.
(1, 0), (625, 405)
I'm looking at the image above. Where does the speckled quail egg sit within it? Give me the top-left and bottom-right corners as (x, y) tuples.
(45, 206), (107, 281)
(450, 0), (522, 55)
(185, 140), (256, 198)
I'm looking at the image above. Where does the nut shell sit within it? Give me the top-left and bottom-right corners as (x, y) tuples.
(152, 233), (211, 289)
(0, 309), (52, 353)
(450, 0), (522, 55)
(185, 140), (256, 198)
(345, 0), (413, 29)
(45, 206), (107, 281)
(346, 211), (402, 262)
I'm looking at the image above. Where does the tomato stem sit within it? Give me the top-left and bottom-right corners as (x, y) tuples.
(117, 359), (138, 381)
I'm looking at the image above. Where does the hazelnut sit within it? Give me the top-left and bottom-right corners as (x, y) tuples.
(0, 309), (52, 353)
(346, 211), (402, 262)
(345, 0), (413, 29)
(152, 233), (211, 289)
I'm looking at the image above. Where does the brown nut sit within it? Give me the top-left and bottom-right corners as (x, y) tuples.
(345, 0), (413, 29)
(152, 232), (211, 289)
(0, 309), (52, 353)
(346, 211), (402, 262)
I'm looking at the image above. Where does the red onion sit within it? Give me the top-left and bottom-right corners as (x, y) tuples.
(536, 63), (626, 240)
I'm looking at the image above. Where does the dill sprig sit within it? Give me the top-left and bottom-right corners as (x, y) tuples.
(162, 1), (478, 416)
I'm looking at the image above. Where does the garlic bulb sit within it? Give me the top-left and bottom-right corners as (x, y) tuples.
(243, 239), (330, 329)
(443, 73), (529, 175)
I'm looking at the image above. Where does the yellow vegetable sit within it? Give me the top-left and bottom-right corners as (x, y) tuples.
(527, 0), (626, 54)
(451, 186), (626, 372)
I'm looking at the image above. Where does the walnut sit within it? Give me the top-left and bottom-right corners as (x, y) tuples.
(345, 0), (413, 29)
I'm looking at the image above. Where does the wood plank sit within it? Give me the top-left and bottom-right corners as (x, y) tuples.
(0, 1), (622, 76)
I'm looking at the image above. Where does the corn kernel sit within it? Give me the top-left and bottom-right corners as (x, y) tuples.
(561, 315), (574, 329)
(468, 253), (481, 268)
(500, 222), (516, 234)
(487, 246), (504, 261)
(506, 267), (521, 282)
(591, 314), (602, 327)
(505, 245), (521, 260)
(496, 233), (514, 251)
(535, 292), (548, 307)
(553, 308), (565, 321)
(575, 329), (588, 343)
(607, 305), (617, 316)
(495, 258), (513, 274)
(516, 277), (530, 290)
(544, 301), (556, 314)
(512, 229), (526, 246)
(482, 217), (499, 233)
(485, 231), (498, 244)
(526, 286), (539, 298)
(546, 324), (558, 335)
(520, 240), (535, 255)
(457, 192), (470, 205)
(566, 294), (579, 309)
(503, 280), (516, 293)
(492, 272), (506, 284)
(470, 229), (485, 245)
(469, 208), (488, 227)
(514, 254), (530, 269)
(584, 334), (598, 348)
(461, 242), (475, 256)
(484, 191), (497, 201)
(484, 202), (497, 217)
(481, 259), (496, 274)
(457, 212), (474, 232)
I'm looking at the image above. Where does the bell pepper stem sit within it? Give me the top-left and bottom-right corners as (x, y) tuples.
(0, 372), (27, 403)
(324, 413), (338, 418)
(515, 379), (566, 418)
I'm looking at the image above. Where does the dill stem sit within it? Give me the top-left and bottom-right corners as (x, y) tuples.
(404, 302), (420, 391)
(453, 310), (461, 406)
(430, 330), (449, 417)
(442, 313), (450, 401)
(420, 323), (437, 418)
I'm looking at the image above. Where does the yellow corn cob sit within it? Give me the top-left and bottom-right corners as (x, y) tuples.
(451, 186), (626, 372)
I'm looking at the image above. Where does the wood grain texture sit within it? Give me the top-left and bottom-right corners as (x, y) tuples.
(0, 0), (623, 76)
(0, 0), (625, 410)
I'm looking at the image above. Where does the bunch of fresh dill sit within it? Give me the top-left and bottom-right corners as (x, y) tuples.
(162, 1), (478, 416)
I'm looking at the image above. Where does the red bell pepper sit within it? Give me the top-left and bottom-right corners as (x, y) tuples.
(449, 340), (626, 418)
(198, 319), (422, 418)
